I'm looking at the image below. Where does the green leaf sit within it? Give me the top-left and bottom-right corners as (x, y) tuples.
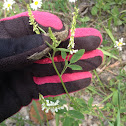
(114, 109), (120, 126)
(68, 64), (82, 70)
(80, 16), (90, 22)
(70, 49), (85, 63)
(56, 108), (67, 114)
(61, 51), (67, 59)
(68, 110), (84, 119)
(112, 90), (118, 105)
(76, 98), (87, 106)
(98, 48), (118, 60)
(88, 97), (94, 107)
(91, 6), (98, 15)
(108, 121), (114, 126)
(100, 93), (113, 104)
(104, 28), (116, 44)
(73, 121), (79, 126)
(63, 116), (74, 126)
(55, 114), (59, 126)
(111, 6), (119, 16)
(120, 108), (126, 113)
(103, 3), (110, 11)
(38, 26), (46, 34)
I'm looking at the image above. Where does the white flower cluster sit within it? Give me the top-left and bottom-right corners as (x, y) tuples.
(30, 0), (42, 10)
(3, 0), (15, 11)
(69, 0), (77, 3)
(42, 99), (64, 113)
(39, 94), (64, 113)
(114, 38), (125, 51)
(68, 29), (78, 55)
(67, 7), (79, 54)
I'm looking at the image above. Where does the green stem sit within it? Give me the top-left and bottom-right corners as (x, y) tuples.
(51, 51), (80, 109)
(51, 51), (71, 100)
(32, 101), (43, 126)
(44, 110), (49, 126)
(61, 65), (67, 76)
(55, 114), (59, 126)
(61, 53), (71, 76)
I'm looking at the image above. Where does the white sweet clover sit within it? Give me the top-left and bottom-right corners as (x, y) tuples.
(69, 0), (77, 3)
(42, 99), (65, 113)
(39, 95), (65, 113)
(67, 7), (79, 54)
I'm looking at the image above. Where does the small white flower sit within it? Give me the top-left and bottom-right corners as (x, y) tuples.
(69, 0), (77, 3)
(30, 0), (42, 10)
(3, 0), (15, 11)
(114, 38), (125, 51)
(41, 99), (64, 113)
(54, 100), (60, 105)
(45, 109), (49, 113)
(25, 116), (29, 120)
(54, 108), (58, 112)
(70, 49), (78, 54)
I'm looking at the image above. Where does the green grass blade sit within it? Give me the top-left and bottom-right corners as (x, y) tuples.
(55, 114), (60, 126)
(98, 48), (118, 60)
(99, 93), (113, 104)
(104, 28), (116, 44)
(32, 100), (43, 126)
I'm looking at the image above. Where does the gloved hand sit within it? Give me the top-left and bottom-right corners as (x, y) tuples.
(0, 11), (103, 122)
(0, 11), (69, 71)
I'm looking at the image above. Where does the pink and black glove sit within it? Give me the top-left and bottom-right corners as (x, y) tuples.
(0, 11), (103, 122)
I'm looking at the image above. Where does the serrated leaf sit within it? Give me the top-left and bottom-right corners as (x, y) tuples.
(68, 64), (82, 70)
(68, 110), (84, 119)
(80, 16), (90, 22)
(103, 3), (110, 11)
(70, 49), (85, 64)
(73, 121), (79, 126)
(111, 6), (119, 16)
(61, 51), (67, 59)
(91, 6), (98, 15)
(76, 98), (87, 106)
(63, 116), (74, 126)
(56, 108), (67, 114)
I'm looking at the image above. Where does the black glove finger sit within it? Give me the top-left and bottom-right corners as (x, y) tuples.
(30, 49), (103, 77)
(59, 28), (102, 51)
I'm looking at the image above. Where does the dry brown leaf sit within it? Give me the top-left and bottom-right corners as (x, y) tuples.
(29, 101), (54, 124)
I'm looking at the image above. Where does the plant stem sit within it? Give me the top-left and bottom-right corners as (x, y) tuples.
(61, 54), (71, 76)
(51, 51), (81, 109)
(55, 114), (59, 126)
(44, 110), (49, 126)
(51, 51), (71, 100)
